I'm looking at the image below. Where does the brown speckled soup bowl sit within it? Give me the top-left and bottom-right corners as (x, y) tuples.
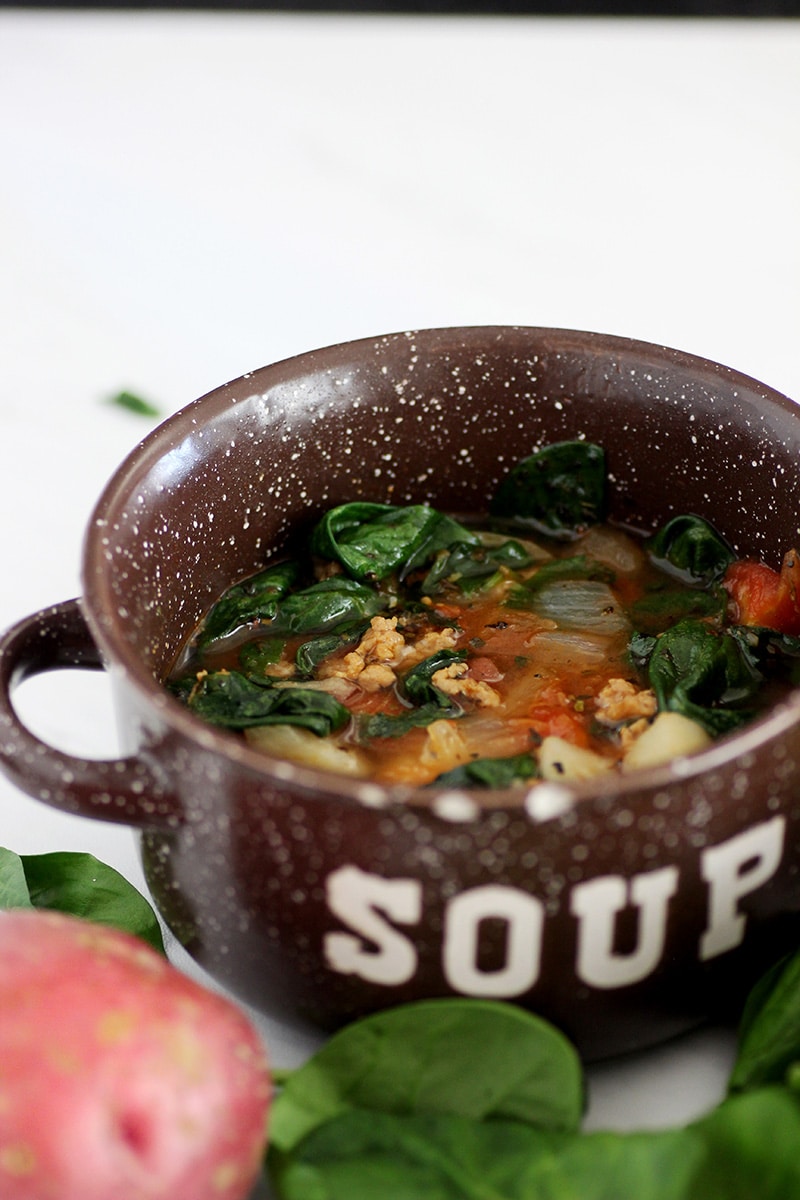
(2, 326), (800, 1061)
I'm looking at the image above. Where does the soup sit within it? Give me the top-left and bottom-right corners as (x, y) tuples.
(169, 442), (800, 788)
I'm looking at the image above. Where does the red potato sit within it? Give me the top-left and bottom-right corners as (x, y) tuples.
(0, 910), (271, 1200)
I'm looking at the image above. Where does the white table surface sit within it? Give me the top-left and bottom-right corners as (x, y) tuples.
(1, 5), (799, 1174)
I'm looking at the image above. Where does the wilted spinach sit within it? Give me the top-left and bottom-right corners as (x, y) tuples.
(263, 577), (390, 638)
(200, 568), (386, 649)
(294, 622), (370, 677)
(311, 503), (478, 582)
(628, 583), (728, 635)
(184, 671), (350, 735)
(200, 561), (301, 644)
(239, 636), (289, 677)
(631, 619), (762, 736)
(402, 649), (468, 706)
(357, 650), (468, 741)
(647, 515), (736, 585)
(489, 440), (607, 538)
(422, 537), (538, 597)
(433, 752), (538, 789)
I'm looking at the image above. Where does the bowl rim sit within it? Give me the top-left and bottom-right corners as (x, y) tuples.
(81, 324), (800, 814)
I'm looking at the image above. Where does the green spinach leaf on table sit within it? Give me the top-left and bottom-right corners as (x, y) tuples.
(106, 389), (162, 418)
(269, 998), (584, 1159)
(276, 1117), (703, 1200)
(728, 949), (800, 1093)
(687, 1087), (800, 1199)
(0, 847), (164, 953)
(267, 945), (800, 1200)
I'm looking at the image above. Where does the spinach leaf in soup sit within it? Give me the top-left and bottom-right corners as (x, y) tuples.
(634, 618), (762, 736)
(358, 703), (459, 740)
(628, 582), (728, 635)
(489, 440), (607, 539)
(185, 671), (350, 735)
(200, 560), (300, 645)
(238, 636), (288, 677)
(267, 577), (390, 637)
(293, 622), (371, 677)
(311, 502), (479, 583)
(421, 536), (538, 596)
(726, 625), (800, 680)
(401, 648), (469, 707)
(647, 515), (736, 585)
(357, 649), (469, 741)
(433, 752), (538, 789)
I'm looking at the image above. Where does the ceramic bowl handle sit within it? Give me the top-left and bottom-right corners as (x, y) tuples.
(0, 599), (182, 829)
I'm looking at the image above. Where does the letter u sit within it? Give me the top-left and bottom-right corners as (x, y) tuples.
(570, 867), (679, 989)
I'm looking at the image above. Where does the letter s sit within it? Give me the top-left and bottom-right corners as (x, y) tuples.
(324, 865), (422, 986)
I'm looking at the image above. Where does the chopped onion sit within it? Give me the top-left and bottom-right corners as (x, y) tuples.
(245, 724), (368, 776)
(529, 581), (632, 637)
(273, 677), (358, 702)
(576, 526), (645, 575)
(420, 719), (472, 775)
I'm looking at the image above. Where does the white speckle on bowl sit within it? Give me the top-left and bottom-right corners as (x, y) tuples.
(524, 784), (575, 823)
(272, 761), (297, 782)
(432, 791), (480, 823)
(355, 783), (390, 809)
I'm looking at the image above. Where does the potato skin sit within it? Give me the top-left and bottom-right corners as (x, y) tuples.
(0, 910), (270, 1200)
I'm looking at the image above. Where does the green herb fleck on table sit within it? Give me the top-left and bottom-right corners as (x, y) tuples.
(105, 389), (162, 418)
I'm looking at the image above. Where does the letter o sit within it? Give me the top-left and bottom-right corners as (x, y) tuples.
(442, 885), (544, 998)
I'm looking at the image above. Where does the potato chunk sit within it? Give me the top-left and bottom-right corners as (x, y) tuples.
(622, 711), (711, 771)
(538, 736), (615, 782)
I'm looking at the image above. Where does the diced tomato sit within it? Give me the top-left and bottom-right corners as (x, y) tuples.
(723, 550), (800, 636)
(526, 704), (589, 748)
(430, 602), (463, 621)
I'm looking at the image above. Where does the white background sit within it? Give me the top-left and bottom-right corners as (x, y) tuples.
(1, 5), (799, 1172)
